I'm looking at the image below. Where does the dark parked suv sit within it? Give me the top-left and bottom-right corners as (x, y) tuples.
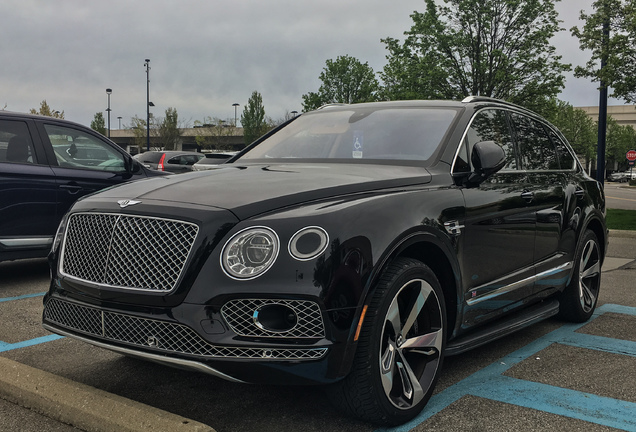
(0, 111), (166, 262)
(43, 98), (606, 425)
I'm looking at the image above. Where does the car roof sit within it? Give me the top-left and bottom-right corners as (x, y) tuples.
(0, 110), (93, 129)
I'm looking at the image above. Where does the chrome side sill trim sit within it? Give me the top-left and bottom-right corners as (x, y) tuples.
(0, 237), (53, 248)
(467, 261), (573, 306)
(42, 324), (246, 384)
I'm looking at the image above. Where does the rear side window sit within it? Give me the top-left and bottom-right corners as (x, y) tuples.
(547, 129), (576, 170)
(0, 120), (37, 165)
(510, 113), (558, 171)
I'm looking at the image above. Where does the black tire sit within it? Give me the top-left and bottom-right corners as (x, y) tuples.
(328, 258), (446, 425)
(558, 230), (602, 322)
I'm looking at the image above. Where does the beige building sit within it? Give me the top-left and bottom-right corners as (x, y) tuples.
(578, 105), (636, 130)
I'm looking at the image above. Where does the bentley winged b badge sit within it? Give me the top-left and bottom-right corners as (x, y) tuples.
(117, 199), (141, 208)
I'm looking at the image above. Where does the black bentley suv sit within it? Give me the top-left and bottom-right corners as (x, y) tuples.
(43, 97), (606, 425)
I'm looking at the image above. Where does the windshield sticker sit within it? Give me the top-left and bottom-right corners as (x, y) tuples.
(352, 131), (363, 159)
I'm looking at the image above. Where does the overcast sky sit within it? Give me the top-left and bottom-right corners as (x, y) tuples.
(0, 0), (620, 129)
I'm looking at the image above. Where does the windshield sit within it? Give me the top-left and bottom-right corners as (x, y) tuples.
(237, 107), (458, 163)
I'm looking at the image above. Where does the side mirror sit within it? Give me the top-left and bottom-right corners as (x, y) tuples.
(126, 156), (142, 175)
(468, 141), (506, 185)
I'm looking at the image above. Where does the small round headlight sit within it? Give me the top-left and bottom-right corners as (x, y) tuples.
(221, 227), (279, 280)
(288, 226), (329, 261)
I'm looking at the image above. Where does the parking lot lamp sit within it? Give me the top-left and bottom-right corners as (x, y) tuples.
(106, 88), (112, 138)
(117, 116), (122, 129)
(144, 59), (151, 151)
(233, 103), (239, 126)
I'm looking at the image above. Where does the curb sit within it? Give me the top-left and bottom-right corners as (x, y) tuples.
(0, 357), (215, 432)
(609, 229), (636, 239)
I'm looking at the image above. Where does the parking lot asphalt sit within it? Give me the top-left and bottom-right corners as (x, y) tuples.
(1, 230), (635, 432)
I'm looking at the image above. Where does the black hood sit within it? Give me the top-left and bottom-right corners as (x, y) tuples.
(90, 163), (431, 220)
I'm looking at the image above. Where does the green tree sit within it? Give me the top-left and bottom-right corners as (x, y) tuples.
(302, 55), (379, 111)
(30, 100), (64, 118)
(572, 0), (636, 102)
(241, 91), (268, 145)
(157, 107), (181, 150)
(379, 0), (570, 111)
(194, 117), (237, 150)
(90, 112), (106, 136)
(606, 117), (636, 169)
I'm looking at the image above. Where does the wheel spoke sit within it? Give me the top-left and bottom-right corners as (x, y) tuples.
(396, 351), (425, 406)
(380, 343), (396, 395)
(580, 280), (596, 308)
(400, 281), (431, 339)
(385, 297), (402, 336)
(581, 260), (600, 280)
(400, 328), (443, 354)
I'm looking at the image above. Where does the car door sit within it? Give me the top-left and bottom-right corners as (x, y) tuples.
(508, 113), (570, 294)
(36, 121), (141, 219)
(0, 117), (58, 259)
(455, 108), (537, 326)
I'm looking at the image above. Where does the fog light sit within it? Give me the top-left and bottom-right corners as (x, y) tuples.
(253, 304), (298, 333)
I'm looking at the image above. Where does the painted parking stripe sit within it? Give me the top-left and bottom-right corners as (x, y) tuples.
(0, 335), (64, 353)
(0, 292), (46, 303)
(0, 292), (61, 352)
(377, 304), (636, 432)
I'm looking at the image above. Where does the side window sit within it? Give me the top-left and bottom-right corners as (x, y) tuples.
(547, 129), (576, 170)
(43, 124), (126, 172)
(0, 120), (37, 165)
(465, 109), (517, 170)
(510, 113), (558, 171)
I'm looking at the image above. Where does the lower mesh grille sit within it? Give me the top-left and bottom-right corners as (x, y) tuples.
(221, 299), (325, 338)
(44, 298), (327, 360)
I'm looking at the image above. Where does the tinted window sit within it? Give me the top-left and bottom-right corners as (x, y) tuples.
(44, 124), (126, 172)
(547, 129), (576, 170)
(464, 109), (517, 170)
(510, 113), (558, 171)
(239, 108), (458, 162)
(0, 120), (37, 165)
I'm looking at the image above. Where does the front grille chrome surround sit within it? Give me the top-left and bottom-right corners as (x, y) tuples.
(44, 298), (328, 361)
(60, 212), (199, 292)
(221, 299), (326, 338)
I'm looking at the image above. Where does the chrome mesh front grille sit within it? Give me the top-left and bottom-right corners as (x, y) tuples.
(44, 298), (327, 360)
(221, 299), (325, 338)
(61, 213), (199, 292)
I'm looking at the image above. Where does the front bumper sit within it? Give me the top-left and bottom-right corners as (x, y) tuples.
(42, 294), (349, 385)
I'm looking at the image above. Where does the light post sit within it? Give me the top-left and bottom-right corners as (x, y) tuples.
(106, 88), (112, 138)
(117, 116), (122, 129)
(291, 110), (298, 118)
(232, 103), (240, 126)
(144, 59), (151, 151)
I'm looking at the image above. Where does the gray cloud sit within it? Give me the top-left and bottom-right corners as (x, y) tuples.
(1, 0), (618, 128)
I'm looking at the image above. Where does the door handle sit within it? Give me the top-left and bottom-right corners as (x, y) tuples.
(521, 191), (534, 202)
(575, 188), (585, 200)
(59, 184), (83, 194)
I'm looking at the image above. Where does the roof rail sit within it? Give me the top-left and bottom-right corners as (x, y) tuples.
(317, 103), (348, 110)
(461, 95), (507, 104)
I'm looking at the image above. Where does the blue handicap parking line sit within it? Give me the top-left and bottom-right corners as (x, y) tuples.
(379, 304), (636, 432)
(0, 334), (64, 353)
(0, 292), (46, 303)
(0, 291), (63, 352)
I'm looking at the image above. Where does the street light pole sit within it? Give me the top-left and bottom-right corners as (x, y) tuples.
(106, 88), (112, 138)
(144, 59), (150, 151)
(232, 103), (239, 126)
(117, 116), (122, 129)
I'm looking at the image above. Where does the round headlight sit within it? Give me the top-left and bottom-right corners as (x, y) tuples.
(288, 226), (329, 261)
(221, 227), (279, 280)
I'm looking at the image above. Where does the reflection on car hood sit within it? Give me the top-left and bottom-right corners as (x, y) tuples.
(88, 163), (432, 220)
